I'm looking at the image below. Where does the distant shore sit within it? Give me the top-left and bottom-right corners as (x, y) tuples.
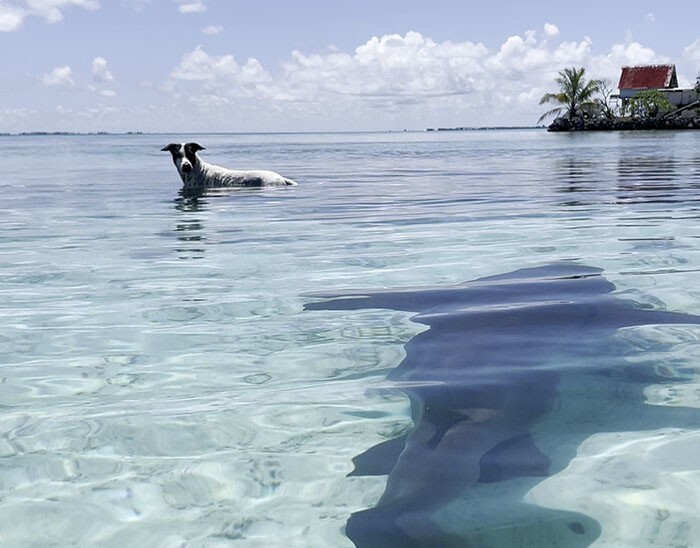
(426, 126), (542, 132)
(0, 131), (145, 136)
(1, 128), (544, 137)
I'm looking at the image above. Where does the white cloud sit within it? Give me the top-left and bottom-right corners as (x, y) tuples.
(0, 6), (23, 31)
(92, 57), (114, 82)
(553, 37), (593, 65)
(91, 56), (114, 82)
(202, 24), (222, 35)
(683, 39), (700, 64)
(284, 31), (488, 100)
(41, 65), (74, 87)
(0, 0), (99, 31)
(177, 0), (205, 13)
(88, 84), (116, 96)
(169, 45), (270, 84)
(608, 41), (664, 67)
(543, 23), (559, 38)
(0, 106), (37, 121)
(163, 29), (671, 129)
(88, 57), (116, 96)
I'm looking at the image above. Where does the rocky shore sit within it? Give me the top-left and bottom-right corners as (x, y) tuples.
(548, 114), (700, 132)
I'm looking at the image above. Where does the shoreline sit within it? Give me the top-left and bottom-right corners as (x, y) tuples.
(548, 115), (700, 132)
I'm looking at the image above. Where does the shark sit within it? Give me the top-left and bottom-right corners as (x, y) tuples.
(304, 263), (700, 547)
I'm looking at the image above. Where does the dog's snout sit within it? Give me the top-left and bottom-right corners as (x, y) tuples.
(181, 162), (192, 173)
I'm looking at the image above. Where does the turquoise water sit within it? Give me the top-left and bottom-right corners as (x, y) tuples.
(3, 130), (700, 547)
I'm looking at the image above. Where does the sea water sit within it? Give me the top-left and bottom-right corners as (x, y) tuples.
(2, 130), (700, 547)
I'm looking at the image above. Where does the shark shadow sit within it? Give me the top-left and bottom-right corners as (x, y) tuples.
(304, 263), (700, 547)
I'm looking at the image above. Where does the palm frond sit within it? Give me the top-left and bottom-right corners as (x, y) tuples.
(539, 92), (568, 106)
(537, 106), (564, 124)
(539, 66), (605, 123)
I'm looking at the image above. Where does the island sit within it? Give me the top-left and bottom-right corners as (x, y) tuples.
(542, 64), (700, 132)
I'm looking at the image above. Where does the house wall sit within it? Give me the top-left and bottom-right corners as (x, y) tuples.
(660, 88), (699, 107)
(618, 89), (638, 100)
(619, 88), (699, 107)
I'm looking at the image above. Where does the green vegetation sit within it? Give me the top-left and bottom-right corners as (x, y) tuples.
(538, 67), (604, 123)
(624, 90), (673, 118)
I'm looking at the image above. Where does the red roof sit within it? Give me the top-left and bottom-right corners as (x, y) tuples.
(618, 64), (678, 90)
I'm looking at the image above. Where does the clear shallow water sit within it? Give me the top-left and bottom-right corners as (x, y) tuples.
(2, 130), (700, 546)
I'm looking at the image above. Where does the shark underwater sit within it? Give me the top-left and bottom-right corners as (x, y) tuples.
(304, 263), (700, 547)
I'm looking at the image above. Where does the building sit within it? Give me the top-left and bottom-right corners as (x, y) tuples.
(617, 64), (698, 109)
(618, 64), (678, 99)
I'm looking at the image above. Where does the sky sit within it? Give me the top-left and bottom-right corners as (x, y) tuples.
(1, 0), (700, 133)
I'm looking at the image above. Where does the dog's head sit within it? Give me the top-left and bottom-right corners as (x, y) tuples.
(161, 142), (205, 180)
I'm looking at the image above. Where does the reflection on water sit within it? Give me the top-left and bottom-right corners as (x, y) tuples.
(553, 158), (602, 208)
(616, 157), (683, 204)
(173, 195), (206, 259)
(552, 154), (700, 208)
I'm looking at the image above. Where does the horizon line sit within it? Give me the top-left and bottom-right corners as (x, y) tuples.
(0, 126), (544, 137)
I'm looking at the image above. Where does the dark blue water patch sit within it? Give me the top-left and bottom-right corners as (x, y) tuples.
(305, 263), (700, 547)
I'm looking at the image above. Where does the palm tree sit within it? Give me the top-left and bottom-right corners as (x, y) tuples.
(538, 67), (603, 123)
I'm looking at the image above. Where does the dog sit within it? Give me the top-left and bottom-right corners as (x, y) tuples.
(161, 142), (297, 188)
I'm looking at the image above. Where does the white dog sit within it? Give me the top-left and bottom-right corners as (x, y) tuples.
(162, 142), (297, 188)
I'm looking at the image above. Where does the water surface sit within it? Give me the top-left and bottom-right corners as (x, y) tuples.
(2, 130), (700, 547)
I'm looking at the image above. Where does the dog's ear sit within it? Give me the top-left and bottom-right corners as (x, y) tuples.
(161, 143), (179, 152)
(187, 143), (205, 152)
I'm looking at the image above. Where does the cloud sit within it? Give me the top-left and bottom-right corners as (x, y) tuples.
(163, 30), (673, 129)
(91, 56), (114, 82)
(0, 106), (37, 121)
(88, 84), (116, 97)
(683, 39), (700, 64)
(168, 45), (271, 87)
(176, 0), (206, 13)
(0, 7), (23, 31)
(608, 41), (664, 67)
(543, 23), (559, 38)
(283, 31), (489, 100)
(553, 36), (593, 65)
(202, 24), (222, 35)
(87, 57), (116, 96)
(41, 65), (74, 87)
(0, 0), (99, 31)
